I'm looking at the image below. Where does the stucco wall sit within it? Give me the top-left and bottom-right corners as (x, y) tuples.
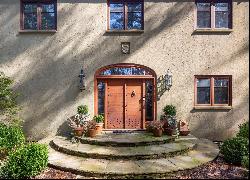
(0, 0), (249, 141)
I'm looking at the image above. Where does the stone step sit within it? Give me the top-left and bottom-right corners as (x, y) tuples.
(51, 136), (197, 160)
(75, 132), (191, 147)
(48, 139), (219, 178)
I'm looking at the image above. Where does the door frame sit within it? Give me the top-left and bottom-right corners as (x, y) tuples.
(94, 63), (157, 129)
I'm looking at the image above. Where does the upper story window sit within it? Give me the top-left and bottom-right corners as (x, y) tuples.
(194, 75), (232, 108)
(196, 0), (232, 29)
(20, 0), (57, 31)
(108, 0), (144, 31)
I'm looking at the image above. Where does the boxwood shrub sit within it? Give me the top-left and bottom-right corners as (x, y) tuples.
(220, 136), (249, 165)
(0, 143), (48, 179)
(242, 155), (249, 169)
(237, 121), (249, 139)
(0, 123), (25, 155)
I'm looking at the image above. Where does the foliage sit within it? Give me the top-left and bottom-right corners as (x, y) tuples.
(167, 116), (177, 128)
(220, 136), (249, 165)
(67, 105), (90, 129)
(77, 105), (88, 115)
(0, 143), (48, 179)
(163, 104), (176, 117)
(241, 155), (249, 169)
(0, 123), (25, 155)
(0, 72), (22, 126)
(86, 120), (96, 130)
(237, 121), (249, 139)
(146, 122), (154, 132)
(93, 114), (104, 123)
(151, 121), (164, 130)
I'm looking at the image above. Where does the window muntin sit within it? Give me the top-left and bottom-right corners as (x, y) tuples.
(21, 0), (57, 30)
(196, 0), (232, 29)
(195, 76), (232, 107)
(99, 67), (152, 76)
(108, 0), (143, 30)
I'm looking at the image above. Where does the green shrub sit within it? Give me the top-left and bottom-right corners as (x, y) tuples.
(93, 114), (104, 123)
(163, 105), (176, 117)
(77, 105), (88, 115)
(0, 123), (25, 154)
(220, 136), (249, 165)
(0, 143), (48, 179)
(242, 155), (249, 169)
(237, 121), (249, 139)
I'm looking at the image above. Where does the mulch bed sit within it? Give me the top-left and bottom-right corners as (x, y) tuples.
(33, 154), (249, 179)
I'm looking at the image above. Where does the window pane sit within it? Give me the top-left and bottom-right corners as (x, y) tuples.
(42, 4), (55, 13)
(100, 67), (151, 75)
(98, 82), (105, 115)
(215, 3), (229, 11)
(128, 12), (142, 29)
(110, 12), (124, 30)
(145, 81), (153, 121)
(197, 11), (211, 28)
(197, 79), (210, 87)
(24, 4), (37, 13)
(110, 3), (123, 12)
(214, 79), (229, 104)
(197, 79), (210, 104)
(128, 3), (142, 12)
(41, 13), (56, 30)
(197, 3), (210, 11)
(24, 13), (37, 30)
(215, 11), (229, 28)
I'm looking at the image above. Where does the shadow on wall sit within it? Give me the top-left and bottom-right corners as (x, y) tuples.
(0, 0), (248, 141)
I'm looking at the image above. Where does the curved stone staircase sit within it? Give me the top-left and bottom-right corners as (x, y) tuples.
(48, 132), (219, 178)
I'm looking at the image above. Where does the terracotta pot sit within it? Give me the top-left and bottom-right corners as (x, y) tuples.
(165, 128), (176, 136)
(74, 127), (84, 137)
(95, 123), (103, 134)
(88, 128), (97, 138)
(180, 130), (190, 136)
(153, 128), (163, 137)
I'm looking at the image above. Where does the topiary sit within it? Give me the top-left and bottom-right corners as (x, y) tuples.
(77, 105), (88, 115)
(93, 114), (104, 123)
(0, 123), (25, 156)
(237, 121), (249, 139)
(242, 155), (249, 169)
(220, 136), (249, 165)
(163, 105), (176, 117)
(0, 143), (48, 179)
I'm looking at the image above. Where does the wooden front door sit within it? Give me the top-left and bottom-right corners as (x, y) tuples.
(106, 79), (144, 129)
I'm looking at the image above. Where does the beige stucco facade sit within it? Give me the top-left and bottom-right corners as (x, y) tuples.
(0, 0), (249, 141)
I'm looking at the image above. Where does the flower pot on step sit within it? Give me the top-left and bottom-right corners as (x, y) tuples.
(180, 130), (190, 136)
(95, 123), (104, 134)
(153, 128), (163, 137)
(74, 126), (84, 137)
(165, 128), (176, 136)
(88, 128), (97, 138)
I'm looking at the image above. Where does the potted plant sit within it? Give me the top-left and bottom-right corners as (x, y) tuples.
(67, 105), (90, 137)
(86, 120), (97, 138)
(146, 121), (154, 133)
(93, 114), (104, 134)
(151, 121), (164, 137)
(162, 105), (179, 136)
(178, 120), (190, 136)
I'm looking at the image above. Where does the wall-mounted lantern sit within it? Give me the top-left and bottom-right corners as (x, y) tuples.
(79, 67), (86, 91)
(165, 69), (172, 90)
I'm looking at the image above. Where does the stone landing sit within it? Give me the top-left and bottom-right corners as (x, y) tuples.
(48, 133), (219, 178)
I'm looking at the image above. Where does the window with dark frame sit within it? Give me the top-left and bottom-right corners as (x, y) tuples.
(196, 0), (232, 29)
(195, 75), (232, 107)
(108, 0), (143, 30)
(21, 0), (57, 31)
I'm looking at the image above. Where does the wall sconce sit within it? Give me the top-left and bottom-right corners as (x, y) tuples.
(79, 67), (86, 91)
(165, 69), (172, 90)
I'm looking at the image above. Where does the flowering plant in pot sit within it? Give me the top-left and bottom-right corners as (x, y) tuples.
(93, 114), (104, 134)
(162, 105), (179, 137)
(86, 120), (97, 138)
(67, 105), (90, 137)
(151, 121), (164, 137)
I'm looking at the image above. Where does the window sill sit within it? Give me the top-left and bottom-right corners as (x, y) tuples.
(105, 30), (144, 34)
(19, 30), (57, 33)
(193, 29), (233, 33)
(194, 106), (232, 110)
